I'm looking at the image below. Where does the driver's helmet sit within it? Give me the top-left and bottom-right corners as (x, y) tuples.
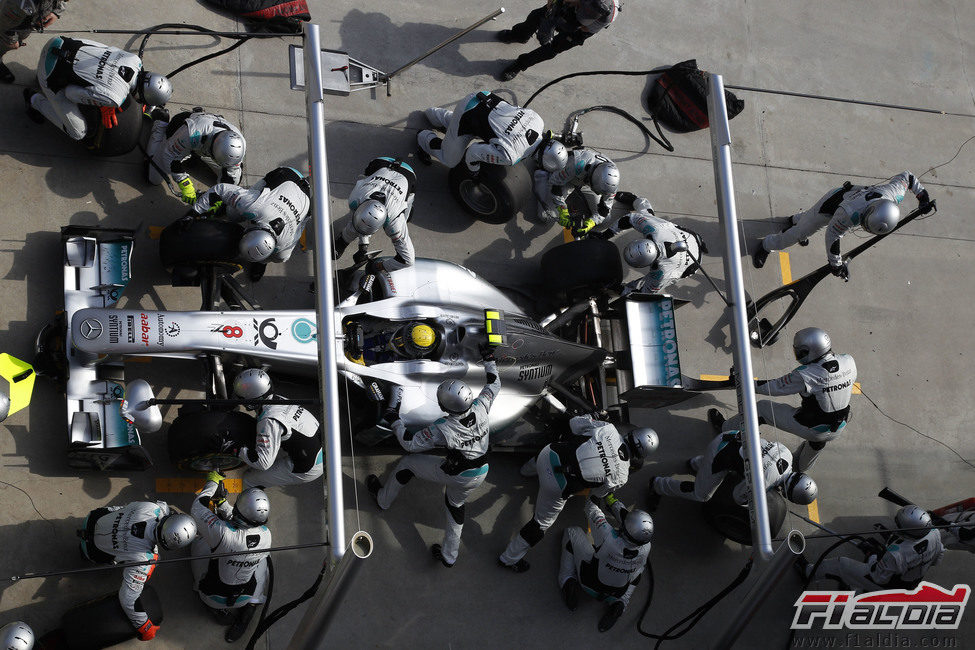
(392, 322), (439, 359)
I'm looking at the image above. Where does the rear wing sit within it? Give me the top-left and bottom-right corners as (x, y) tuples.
(58, 226), (151, 470)
(610, 294), (732, 408)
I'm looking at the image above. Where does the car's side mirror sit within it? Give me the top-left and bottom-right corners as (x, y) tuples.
(121, 379), (162, 433)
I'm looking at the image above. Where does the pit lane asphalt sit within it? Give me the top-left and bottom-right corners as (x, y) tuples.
(0, 1), (973, 648)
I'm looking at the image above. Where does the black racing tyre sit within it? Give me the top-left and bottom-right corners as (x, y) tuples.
(62, 585), (163, 650)
(167, 407), (256, 472)
(79, 100), (143, 157)
(540, 238), (623, 299)
(702, 473), (787, 544)
(448, 163), (530, 224)
(159, 218), (244, 269)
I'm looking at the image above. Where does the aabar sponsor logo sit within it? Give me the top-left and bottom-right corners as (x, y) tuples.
(140, 313), (150, 347)
(792, 583), (970, 630)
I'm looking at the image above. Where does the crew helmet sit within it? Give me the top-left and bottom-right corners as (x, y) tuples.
(625, 427), (658, 468)
(792, 327), (832, 364)
(861, 199), (899, 235)
(540, 140), (568, 172)
(437, 379), (473, 414)
(0, 622), (34, 650)
(623, 239), (659, 269)
(233, 488), (270, 527)
(210, 130), (246, 167)
(233, 368), (273, 401)
(894, 505), (932, 539)
(589, 161), (619, 195)
(783, 472), (818, 505)
(621, 509), (654, 546)
(239, 227), (276, 262)
(352, 200), (387, 236)
(137, 71), (173, 107)
(156, 513), (197, 550)
(397, 322), (437, 358)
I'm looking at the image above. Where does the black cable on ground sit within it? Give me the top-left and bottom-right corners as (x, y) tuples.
(570, 104), (673, 152)
(245, 554), (331, 649)
(135, 23), (256, 79)
(245, 555), (274, 649)
(637, 558), (753, 647)
(858, 387), (975, 471)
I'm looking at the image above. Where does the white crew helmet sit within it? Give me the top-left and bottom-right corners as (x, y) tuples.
(239, 228), (276, 262)
(623, 239), (659, 268)
(352, 200), (387, 236)
(861, 199), (899, 235)
(436, 379), (473, 414)
(211, 131), (246, 167)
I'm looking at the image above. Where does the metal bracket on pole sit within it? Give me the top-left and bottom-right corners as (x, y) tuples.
(707, 73), (773, 562)
(287, 8), (505, 96)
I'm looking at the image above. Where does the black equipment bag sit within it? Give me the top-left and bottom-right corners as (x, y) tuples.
(645, 59), (745, 134)
(205, 0), (311, 32)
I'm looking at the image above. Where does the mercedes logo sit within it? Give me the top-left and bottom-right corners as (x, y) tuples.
(80, 318), (103, 340)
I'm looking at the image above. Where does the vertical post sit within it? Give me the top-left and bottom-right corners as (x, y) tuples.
(303, 22), (345, 564)
(707, 73), (773, 561)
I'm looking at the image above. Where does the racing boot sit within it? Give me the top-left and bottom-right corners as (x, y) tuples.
(23, 89), (44, 124)
(497, 62), (521, 82)
(752, 241), (769, 269)
(645, 478), (662, 512)
(498, 557), (531, 573)
(366, 474), (383, 509)
(0, 60), (13, 84)
(431, 544), (454, 568)
(598, 601), (625, 632)
(707, 408), (726, 433)
(416, 131), (440, 165)
(561, 578), (581, 611)
(225, 603), (258, 642)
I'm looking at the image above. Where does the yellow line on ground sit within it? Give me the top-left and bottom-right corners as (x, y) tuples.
(778, 251), (792, 285)
(562, 228), (573, 243)
(699, 374), (729, 381)
(852, 382), (861, 395)
(156, 478), (243, 494)
(808, 499), (820, 523)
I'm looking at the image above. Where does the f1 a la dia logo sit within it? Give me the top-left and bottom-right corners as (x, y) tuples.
(792, 582), (969, 630)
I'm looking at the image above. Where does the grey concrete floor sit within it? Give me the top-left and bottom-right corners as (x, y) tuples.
(0, 0), (974, 648)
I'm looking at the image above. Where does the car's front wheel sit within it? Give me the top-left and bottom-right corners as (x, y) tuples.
(167, 407), (255, 472)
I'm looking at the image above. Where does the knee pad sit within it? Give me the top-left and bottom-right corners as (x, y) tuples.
(444, 494), (465, 526)
(394, 469), (415, 485)
(519, 519), (545, 547)
(808, 440), (827, 450)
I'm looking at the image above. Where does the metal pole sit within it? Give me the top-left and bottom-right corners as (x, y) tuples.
(386, 7), (505, 79)
(303, 22), (345, 565)
(714, 531), (805, 649)
(289, 532), (374, 649)
(707, 73), (773, 561)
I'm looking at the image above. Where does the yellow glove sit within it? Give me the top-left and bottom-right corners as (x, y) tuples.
(177, 178), (197, 204)
(556, 206), (571, 228)
(574, 218), (596, 236)
(605, 493), (619, 507)
(205, 471), (224, 484)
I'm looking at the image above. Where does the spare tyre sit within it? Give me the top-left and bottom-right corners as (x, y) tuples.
(79, 99), (143, 157)
(160, 218), (244, 270)
(62, 585), (163, 650)
(448, 162), (530, 224)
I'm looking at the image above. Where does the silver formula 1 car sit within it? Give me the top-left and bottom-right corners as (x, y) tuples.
(31, 223), (724, 472)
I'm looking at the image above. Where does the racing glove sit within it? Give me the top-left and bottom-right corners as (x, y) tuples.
(176, 178), (197, 204)
(615, 190), (639, 208)
(830, 261), (850, 282)
(352, 246), (370, 266)
(381, 386), (403, 425)
(136, 619), (160, 641)
(571, 218), (596, 238)
(916, 189), (930, 206)
(204, 200), (223, 217)
(590, 228), (614, 240)
(212, 478), (229, 507)
(556, 206), (572, 228)
(99, 105), (118, 129)
(478, 343), (496, 362)
(205, 471), (225, 485)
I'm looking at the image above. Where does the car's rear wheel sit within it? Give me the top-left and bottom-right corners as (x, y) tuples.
(702, 473), (787, 544)
(160, 218), (244, 269)
(448, 163), (530, 224)
(167, 407), (255, 472)
(540, 238), (623, 301)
